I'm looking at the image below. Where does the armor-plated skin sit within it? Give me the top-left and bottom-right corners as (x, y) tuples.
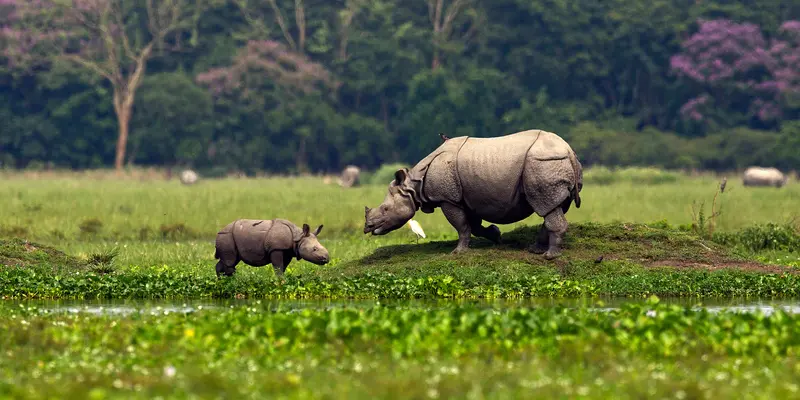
(364, 129), (584, 260)
(214, 218), (329, 277)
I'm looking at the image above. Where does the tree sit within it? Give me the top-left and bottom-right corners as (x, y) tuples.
(1, 0), (208, 172)
(426, 0), (480, 69)
(336, 0), (366, 62)
(670, 19), (800, 131)
(130, 72), (214, 167)
(195, 39), (339, 171)
(195, 39), (336, 97)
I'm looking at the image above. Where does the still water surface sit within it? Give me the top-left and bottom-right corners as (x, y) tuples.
(4, 297), (800, 316)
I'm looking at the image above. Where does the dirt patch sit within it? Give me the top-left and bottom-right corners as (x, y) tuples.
(646, 259), (797, 274)
(0, 256), (25, 268)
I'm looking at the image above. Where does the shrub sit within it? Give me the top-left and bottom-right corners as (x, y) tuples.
(369, 163), (409, 185)
(712, 223), (800, 252)
(583, 166), (682, 185)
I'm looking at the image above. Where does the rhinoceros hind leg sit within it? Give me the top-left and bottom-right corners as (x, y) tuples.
(485, 224), (502, 244)
(542, 207), (568, 260)
(441, 203), (472, 253)
(467, 214), (502, 244)
(528, 224), (549, 254)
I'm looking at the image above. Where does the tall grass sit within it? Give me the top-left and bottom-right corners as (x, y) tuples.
(0, 167), (796, 245)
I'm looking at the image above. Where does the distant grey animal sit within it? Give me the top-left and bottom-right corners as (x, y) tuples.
(364, 129), (583, 260)
(214, 219), (329, 277)
(338, 165), (361, 188)
(179, 169), (199, 185)
(742, 166), (787, 188)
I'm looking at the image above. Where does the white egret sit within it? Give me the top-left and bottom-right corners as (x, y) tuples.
(407, 219), (426, 243)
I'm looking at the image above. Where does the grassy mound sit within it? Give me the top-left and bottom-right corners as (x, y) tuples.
(0, 238), (88, 271)
(0, 238), (115, 275)
(331, 222), (792, 278)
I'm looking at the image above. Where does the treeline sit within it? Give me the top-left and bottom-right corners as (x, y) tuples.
(0, 0), (799, 174)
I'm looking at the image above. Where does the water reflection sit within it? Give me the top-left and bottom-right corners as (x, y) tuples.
(3, 296), (800, 316)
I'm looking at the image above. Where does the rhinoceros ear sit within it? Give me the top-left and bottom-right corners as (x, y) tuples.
(314, 225), (323, 236)
(302, 223), (310, 236)
(394, 169), (408, 185)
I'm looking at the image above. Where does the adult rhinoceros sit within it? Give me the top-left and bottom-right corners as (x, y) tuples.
(363, 129), (584, 260)
(742, 166), (788, 188)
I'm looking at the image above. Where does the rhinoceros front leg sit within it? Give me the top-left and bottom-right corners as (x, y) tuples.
(270, 251), (289, 277)
(541, 207), (568, 260)
(215, 260), (237, 278)
(441, 203), (472, 253)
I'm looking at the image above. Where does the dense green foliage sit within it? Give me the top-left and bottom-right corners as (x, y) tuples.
(3, 299), (800, 398)
(1, 0), (799, 173)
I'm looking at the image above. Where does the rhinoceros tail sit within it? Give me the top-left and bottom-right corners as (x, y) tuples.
(214, 248), (219, 259)
(567, 150), (583, 209)
(571, 185), (581, 208)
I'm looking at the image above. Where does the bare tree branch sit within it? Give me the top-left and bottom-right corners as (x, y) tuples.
(109, 2), (137, 61)
(266, 0), (297, 50)
(441, 0), (467, 38)
(63, 54), (114, 81)
(426, 0), (476, 69)
(295, 0), (306, 51)
(95, 2), (124, 84)
(233, 0), (269, 38)
(338, 0), (367, 61)
(120, 43), (154, 111)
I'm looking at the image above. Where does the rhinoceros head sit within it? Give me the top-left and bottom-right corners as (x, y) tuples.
(364, 168), (418, 236)
(296, 223), (330, 265)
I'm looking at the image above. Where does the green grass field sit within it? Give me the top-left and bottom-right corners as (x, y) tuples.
(1, 166), (800, 398)
(2, 167), (798, 245)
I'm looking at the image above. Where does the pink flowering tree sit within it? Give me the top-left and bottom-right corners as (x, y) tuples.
(0, 0), (208, 172)
(770, 21), (800, 111)
(196, 40), (337, 98)
(670, 19), (800, 129)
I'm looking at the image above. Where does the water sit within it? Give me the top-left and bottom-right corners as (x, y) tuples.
(3, 297), (800, 316)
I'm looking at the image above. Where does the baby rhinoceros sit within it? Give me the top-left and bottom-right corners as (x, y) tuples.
(213, 218), (329, 277)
